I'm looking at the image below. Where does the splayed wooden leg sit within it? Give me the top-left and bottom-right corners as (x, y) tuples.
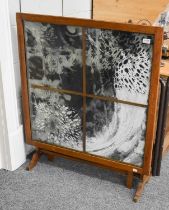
(26, 149), (42, 171)
(133, 175), (150, 202)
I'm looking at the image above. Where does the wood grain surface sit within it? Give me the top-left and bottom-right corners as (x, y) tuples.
(93, 0), (169, 24)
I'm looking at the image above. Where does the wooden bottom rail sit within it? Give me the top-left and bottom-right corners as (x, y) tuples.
(26, 148), (151, 202)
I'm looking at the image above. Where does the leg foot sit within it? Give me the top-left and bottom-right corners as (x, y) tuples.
(133, 175), (150, 202)
(26, 149), (42, 171)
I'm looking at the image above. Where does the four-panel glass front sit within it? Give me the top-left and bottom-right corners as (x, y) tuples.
(24, 21), (154, 166)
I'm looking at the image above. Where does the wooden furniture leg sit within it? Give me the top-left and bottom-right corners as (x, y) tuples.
(126, 171), (134, 189)
(26, 149), (42, 171)
(47, 154), (55, 162)
(133, 175), (150, 202)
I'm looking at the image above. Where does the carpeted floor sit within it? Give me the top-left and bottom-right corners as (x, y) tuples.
(0, 153), (169, 210)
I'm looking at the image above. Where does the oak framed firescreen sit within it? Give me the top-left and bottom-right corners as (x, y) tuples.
(16, 13), (163, 179)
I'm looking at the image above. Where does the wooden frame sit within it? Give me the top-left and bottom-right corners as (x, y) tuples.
(16, 13), (163, 182)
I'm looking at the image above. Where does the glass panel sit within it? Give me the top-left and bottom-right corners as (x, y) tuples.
(24, 21), (83, 92)
(23, 19), (154, 167)
(86, 97), (147, 166)
(29, 88), (83, 151)
(86, 28), (154, 105)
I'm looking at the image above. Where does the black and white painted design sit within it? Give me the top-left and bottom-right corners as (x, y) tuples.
(23, 21), (154, 166)
(86, 28), (153, 105)
(24, 21), (82, 92)
(85, 29), (153, 166)
(86, 98), (146, 166)
(29, 89), (83, 151)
